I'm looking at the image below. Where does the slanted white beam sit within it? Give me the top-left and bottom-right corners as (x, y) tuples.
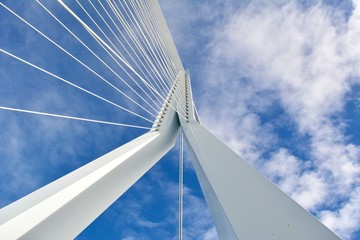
(0, 76), (181, 240)
(0, 66), (341, 240)
(179, 72), (340, 240)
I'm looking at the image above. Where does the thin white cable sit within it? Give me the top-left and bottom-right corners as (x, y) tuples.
(5, 1), (157, 119)
(34, 3), (161, 117)
(132, 0), (187, 113)
(130, 0), (174, 87)
(145, 0), (178, 78)
(41, 0), (185, 122)
(136, 1), (184, 113)
(142, 1), (177, 83)
(111, 0), (171, 96)
(102, 0), (169, 101)
(128, 0), (188, 114)
(179, 130), (184, 240)
(0, 106), (150, 129)
(80, 0), (163, 107)
(0, 48), (154, 123)
(146, 0), (179, 77)
(107, 0), (169, 96)
(57, 0), (166, 106)
(76, 0), (126, 63)
(94, 0), (166, 102)
(75, 0), (162, 111)
(111, 1), (191, 119)
(89, 0), (165, 104)
(145, 0), (188, 110)
(113, 1), (185, 117)
(126, 0), (173, 86)
(61, 0), (163, 111)
(138, 0), (187, 110)
(85, 27), (163, 112)
(145, 0), (179, 84)
(173, 76), (188, 114)
(109, 2), (187, 117)
(149, 0), (184, 72)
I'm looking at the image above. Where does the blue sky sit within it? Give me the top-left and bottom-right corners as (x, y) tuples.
(0, 0), (359, 240)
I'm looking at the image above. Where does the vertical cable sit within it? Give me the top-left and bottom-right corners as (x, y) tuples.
(179, 130), (184, 240)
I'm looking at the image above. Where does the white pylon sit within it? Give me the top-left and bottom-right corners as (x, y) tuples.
(0, 74), (181, 240)
(179, 72), (340, 240)
(0, 70), (340, 240)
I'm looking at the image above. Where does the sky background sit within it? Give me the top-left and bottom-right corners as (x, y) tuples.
(0, 0), (359, 240)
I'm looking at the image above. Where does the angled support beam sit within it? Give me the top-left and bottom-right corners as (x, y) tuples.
(179, 72), (340, 240)
(0, 66), (341, 240)
(0, 76), (181, 240)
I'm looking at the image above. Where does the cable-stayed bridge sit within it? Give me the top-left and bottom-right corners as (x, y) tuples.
(0, 1), (340, 239)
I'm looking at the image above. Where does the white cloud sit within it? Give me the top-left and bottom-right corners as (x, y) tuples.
(320, 186), (360, 239)
(191, 0), (360, 239)
(264, 148), (303, 193)
(182, 188), (218, 240)
(203, 226), (219, 240)
(0, 117), (41, 206)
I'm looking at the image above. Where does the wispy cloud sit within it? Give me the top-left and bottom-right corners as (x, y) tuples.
(164, 0), (360, 239)
(1, 0), (359, 239)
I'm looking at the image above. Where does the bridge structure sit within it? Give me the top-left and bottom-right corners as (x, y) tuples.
(0, 1), (340, 239)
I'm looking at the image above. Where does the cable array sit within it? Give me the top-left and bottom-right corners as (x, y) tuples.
(0, 0), (185, 129)
(0, 1), (188, 237)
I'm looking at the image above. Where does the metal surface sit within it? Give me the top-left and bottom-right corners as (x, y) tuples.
(179, 73), (340, 240)
(0, 82), (180, 240)
(178, 130), (184, 240)
(0, 68), (341, 240)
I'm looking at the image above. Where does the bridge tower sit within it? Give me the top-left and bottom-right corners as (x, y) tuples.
(0, 1), (340, 239)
